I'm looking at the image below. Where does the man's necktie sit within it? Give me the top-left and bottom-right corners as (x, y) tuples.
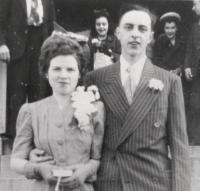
(29, 0), (40, 26)
(123, 67), (136, 104)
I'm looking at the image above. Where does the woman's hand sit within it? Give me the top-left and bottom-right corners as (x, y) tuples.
(59, 160), (100, 189)
(29, 148), (55, 164)
(59, 163), (88, 189)
(37, 163), (58, 184)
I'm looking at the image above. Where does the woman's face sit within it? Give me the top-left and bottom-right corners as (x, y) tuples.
(95, 16), (109, 37)
(47, 55), (80, 96)
(164, 22), (177, 40)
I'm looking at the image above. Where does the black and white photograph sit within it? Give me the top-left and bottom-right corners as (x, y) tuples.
(0, 0), (199, 191)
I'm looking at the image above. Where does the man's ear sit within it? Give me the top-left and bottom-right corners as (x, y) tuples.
(149, 31), (154, 43)
(115, 27), (120, 40)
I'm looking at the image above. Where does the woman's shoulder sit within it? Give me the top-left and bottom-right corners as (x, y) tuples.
(19, 97), (53, 113)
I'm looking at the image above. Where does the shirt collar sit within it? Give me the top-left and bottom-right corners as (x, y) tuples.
(120, 55), (147, 86)
(120, 55), (146, 73)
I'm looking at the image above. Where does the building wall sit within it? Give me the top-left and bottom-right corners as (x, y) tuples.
(54, 0), (194, 36)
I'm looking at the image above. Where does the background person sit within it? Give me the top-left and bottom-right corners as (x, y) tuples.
(184, 0), (200, 145)
(153, 12), (186, 76)
(88, 8), (121, 70)
(0, 0), (56, 139)
(10, 35), (105, 191)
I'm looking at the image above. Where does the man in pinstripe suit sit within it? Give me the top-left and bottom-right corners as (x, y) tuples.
(85, 4), (190, 191)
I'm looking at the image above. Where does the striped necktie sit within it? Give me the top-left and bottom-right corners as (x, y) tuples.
(123, 67), (136, 104)
(29, 0), (40, 26)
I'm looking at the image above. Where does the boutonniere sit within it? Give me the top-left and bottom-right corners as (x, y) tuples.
(71, 85), (100, 131)
(148, 78), (164, 92)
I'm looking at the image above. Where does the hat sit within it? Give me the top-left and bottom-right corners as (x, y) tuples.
(160, 12), (181, 22)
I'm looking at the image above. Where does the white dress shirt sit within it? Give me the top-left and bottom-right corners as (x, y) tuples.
(120, 55), (146, 87)
(26, 0), (43, 25)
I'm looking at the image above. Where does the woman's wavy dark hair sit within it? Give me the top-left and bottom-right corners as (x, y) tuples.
(39, 34), (85, 77)
(161, 16), (181, 31)
(90, 8), (115, 38)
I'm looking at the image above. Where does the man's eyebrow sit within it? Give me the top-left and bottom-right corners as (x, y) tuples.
(139, 25), (148, 28)
(123, 23), (134, 28)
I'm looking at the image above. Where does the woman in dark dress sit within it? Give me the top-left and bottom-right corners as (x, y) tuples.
(87, 9), (121, 71)
(153, 12), (186, 76)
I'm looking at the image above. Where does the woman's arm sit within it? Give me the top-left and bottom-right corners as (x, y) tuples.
(10, 104), (34, 174)
(10, 103), (58, 183)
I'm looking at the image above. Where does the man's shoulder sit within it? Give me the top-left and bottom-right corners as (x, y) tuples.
(86, 63), (115, 78)
(152, 62), (180, 83)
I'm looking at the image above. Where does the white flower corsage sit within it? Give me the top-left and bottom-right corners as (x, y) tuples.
(71, 85), (100, 131)
(148, 78), (164, 92)
(91, 38), (101, 47)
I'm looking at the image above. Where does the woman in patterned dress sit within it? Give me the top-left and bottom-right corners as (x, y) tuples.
(10, 34), (105, 191)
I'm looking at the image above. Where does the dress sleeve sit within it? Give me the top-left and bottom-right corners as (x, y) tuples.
(11, 103), (34, 159)
(90, 101), (105, 160)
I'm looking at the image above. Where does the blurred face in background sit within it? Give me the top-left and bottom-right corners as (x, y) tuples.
(48, 55), (80, 96)
(95, 16), (109, 38)
(164, 22), (177, 40)
(193, 0), (200, 16)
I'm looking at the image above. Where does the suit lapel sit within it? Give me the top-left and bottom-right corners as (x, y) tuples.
(115, 60), (161, 148)
(100, 62), (130, 123)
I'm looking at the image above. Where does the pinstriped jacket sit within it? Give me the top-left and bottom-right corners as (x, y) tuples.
(85, 59), (190, 191)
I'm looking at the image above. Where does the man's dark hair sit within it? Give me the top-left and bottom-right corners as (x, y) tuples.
(118, 3), (156, 30)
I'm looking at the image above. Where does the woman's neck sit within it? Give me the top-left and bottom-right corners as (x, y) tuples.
(53, 93), (71, 110)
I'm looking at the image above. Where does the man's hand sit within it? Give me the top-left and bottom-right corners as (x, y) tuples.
(0, 45), (10, 62)
(185, 68), (193, 81)
(29, 148), (54, 164)
(170, 68), (182, 76)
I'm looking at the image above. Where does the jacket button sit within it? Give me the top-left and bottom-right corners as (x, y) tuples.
(153, 177), (159, 183)
(112, 154), (116, 161)
(57, 140), (64, 145)
(56, 124), (62, 128)
(59, 156), (66, 163)
(154, 120), (161, 128)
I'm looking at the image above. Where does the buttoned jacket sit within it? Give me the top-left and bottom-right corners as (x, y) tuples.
(85, 59), (190, 191)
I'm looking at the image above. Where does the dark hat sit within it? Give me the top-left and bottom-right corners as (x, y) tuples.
(160, 12), (181, 23)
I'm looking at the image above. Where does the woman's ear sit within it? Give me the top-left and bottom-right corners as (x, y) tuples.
(148, 31), (154, 44)
(45, 73), (48, 79)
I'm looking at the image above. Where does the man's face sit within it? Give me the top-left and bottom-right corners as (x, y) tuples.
(117, 10), (152, 59)
(164, 22), (177, 40)
(193, 0), (200, 16)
